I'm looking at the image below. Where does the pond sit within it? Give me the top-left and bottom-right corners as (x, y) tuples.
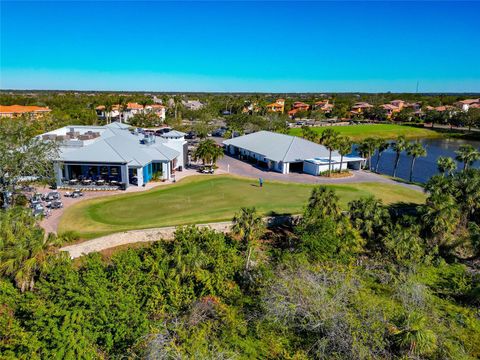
(354, 138), (480, 183)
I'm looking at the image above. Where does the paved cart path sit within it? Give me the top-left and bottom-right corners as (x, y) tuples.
(60, 221), (233, 258)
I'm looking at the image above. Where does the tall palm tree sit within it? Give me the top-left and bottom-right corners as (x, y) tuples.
(374, 140), (390, 172)
(231, 207), (265, 271)
(358, 137), (377, 171)
(407, 142), (427, 182)
(391, 135), (407, 178)
(193, 139), (224, 166)
(104, 101), (113, 124)
(118, 97), (127, 123)
(455, 144), (480, 171)
(336, 136), (352, 172)
(319, 128), (339, 176)
(436, 156), (457, 176)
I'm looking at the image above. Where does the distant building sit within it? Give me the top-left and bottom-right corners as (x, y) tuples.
(266, 99), (285, 113)
(182, 100), (204, 111)
(454, 98), (480, 112)
(95, 102), (165, 123)
(145, 104), (166, 121)
(0, 105), (51, 119)
(350, 102), (373, 114)
(287, 101), (310, 117)
(313, 100), (333, 112)
(381, 104), (401, 119)
(425, 105), (457, 114)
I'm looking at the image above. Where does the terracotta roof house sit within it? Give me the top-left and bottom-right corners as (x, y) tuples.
(350, 102), (373, 114)
(292, 101), (310, 111)
(0, 105), (51, 119)
(454, 98), (480, 111)
(389, 100), (405, 109)
(381, 103), (402, 118)
(425, 105), (455, 112)
(266, 99), (285, 113)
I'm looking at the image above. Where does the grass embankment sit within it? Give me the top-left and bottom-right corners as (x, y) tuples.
(288, 124), (442, 141)
(59, 175), (426, 239)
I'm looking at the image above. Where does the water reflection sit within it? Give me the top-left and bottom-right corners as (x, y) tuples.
(353, 138), (480, 183)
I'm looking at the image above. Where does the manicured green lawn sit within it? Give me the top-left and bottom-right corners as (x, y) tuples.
(288, 124), (441, 141)
(59, 175), (426, 239)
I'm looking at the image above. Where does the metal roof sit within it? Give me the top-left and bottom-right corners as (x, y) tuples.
(161, 130), (186, 138)
(223, 131), (339, 163)
(44, 125), (180, 167)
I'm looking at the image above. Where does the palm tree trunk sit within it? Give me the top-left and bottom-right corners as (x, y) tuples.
(410, 157), (416, 182)
(340, 155), (344, 173)
(393, 153), (400, 177)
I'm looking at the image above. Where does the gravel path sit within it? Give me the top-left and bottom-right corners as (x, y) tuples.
(61, 221), (233, 258)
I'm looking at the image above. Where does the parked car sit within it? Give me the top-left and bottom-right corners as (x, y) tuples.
(72, 190), (84, 198)
(30, 200), (42, 208)
(212, 128), (227, 137)
(42, 191), (61, 201)
(32, 203), (46, 216)
(48, 200), (63, 209)
(185, 131), (197, 139)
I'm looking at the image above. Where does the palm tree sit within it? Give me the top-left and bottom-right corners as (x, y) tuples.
(0, 209), (63, 292)
(301, 125), (317, 142)
(374, 140), (390, 172)
(319, 128), (339, 176)
(436, 156), (457, 176)
(420, 193), (460, 253)
(358, 137), (377, 171)
(140, 99), (149, 109)
(336, 136), (352, 172)
(348, 196), (389, 244)
(393, 312), (437, 356)
(231, 207), (265, 271)
(407, 142), (427, 182)
(455, 144), (480, 171)
(193, 139), (224, 166)
(305, 186), (341, 221)
(104, 101), (113, 124)
(118, 97), (127, 123)
(391, 135), (407, 178)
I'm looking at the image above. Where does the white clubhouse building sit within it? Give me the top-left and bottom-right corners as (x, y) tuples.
(223, 131), (365, 175)
(41, 123), (187, 188)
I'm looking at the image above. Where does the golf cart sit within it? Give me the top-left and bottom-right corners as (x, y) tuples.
(199, 165), (215, 174)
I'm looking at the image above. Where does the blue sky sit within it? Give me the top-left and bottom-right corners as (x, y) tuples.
(1, 1), (479, 92)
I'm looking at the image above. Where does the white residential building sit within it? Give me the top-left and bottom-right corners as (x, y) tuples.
(40, 123), (186, 188)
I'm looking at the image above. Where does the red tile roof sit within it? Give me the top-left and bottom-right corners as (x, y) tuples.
(0, 105), (51, 114)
